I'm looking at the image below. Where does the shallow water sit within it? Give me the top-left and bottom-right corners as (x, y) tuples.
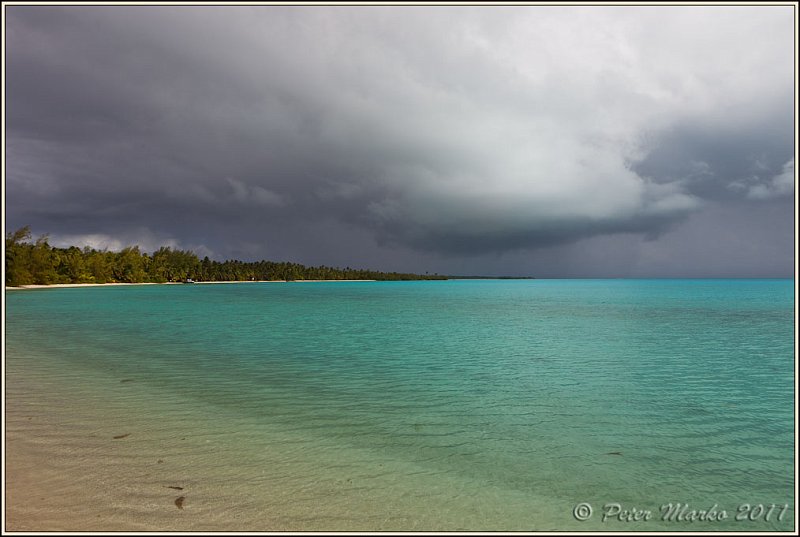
(5, 279), (795, 530)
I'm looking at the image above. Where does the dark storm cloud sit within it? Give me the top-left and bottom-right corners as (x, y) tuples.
(632, 103), (794, 202)
(4, 5), (795, 275)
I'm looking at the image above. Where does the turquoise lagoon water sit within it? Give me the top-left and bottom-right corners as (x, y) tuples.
(5, 279), (795, 530)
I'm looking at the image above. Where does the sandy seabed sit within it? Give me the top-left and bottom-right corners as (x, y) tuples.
(4, 353), (551, 532)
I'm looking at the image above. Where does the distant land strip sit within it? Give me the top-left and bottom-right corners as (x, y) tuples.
(5, 226), (455, 286)
(447, 276), (536, 280)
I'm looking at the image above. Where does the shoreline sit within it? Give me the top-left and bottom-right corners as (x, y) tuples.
(5, 280), (378, 290)
(5, 282), (175, 290)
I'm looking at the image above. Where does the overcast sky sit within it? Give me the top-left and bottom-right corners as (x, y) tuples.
(5, 5), (795, 277)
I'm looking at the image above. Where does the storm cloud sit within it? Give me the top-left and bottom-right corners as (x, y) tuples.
(5, 5), (795, 276)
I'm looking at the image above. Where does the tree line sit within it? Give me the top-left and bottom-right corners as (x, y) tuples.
(5, 226), (447, 286)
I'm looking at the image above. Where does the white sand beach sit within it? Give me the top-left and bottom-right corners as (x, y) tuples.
(6, 280), (377, 291)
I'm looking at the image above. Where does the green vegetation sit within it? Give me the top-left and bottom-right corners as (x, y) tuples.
(5, 226), (447, 286)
